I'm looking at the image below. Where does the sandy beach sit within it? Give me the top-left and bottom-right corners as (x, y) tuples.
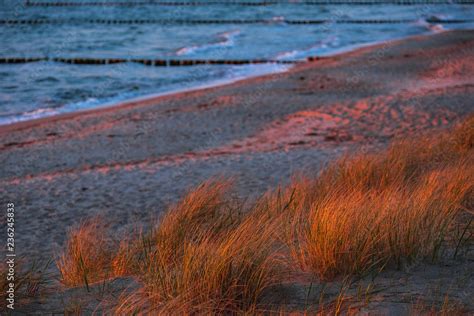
(1, 30), (473, 313)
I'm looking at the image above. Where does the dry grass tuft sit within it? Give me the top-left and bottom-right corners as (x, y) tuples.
(287, 116), (474, 279)
(56, 217), (114, 288)
(115, 180), (281, 314)
(0, 259), (51, 309)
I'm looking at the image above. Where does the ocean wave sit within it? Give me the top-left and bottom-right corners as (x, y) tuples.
(175, 30), (241, 56)
(412, 15), (449, 33)
(275, 35), (340, 60)
(271, 16), (285, 23)
(0, 94), (138, 125)
(0, 107), (59, 125)
(413, 18), (444, 33)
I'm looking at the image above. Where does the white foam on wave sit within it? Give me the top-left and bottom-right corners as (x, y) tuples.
(0, 106), (59, 125)
(175, 30), (241, 56)
(275, 35), (340, 60)
(413, 16), (446, 33)
(271, 16), (285, 22)
(0, 94), (142, 125)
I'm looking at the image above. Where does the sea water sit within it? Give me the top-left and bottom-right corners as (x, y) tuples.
(0, 0), (473, 125)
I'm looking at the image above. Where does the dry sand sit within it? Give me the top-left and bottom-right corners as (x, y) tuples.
(0, 30), (473, 314)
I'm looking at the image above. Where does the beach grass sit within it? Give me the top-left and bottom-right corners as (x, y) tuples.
(54, 116), (473, 313)
(287, 115), (473, 279)
(57, 216), (115, 288)
(0, 258), (51, 309)
(114, 180), (282, 314)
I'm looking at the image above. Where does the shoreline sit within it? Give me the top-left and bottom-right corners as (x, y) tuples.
(0, 29), (447, 134)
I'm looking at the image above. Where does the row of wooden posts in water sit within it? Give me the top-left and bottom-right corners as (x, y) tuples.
(0, 57), (326, 65)
(24, 1), (474, 6)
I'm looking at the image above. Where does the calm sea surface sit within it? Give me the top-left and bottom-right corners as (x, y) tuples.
(1, 1), (473, 125)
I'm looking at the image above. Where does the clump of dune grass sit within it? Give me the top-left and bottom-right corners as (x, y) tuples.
(287, 116), (473, 279)
(0, 259), (51, 309)
(289, 163), (472, 279)
(57, 217), (115, 288)
(115, 180), (281, 314)
(111, 180), (240, 277)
